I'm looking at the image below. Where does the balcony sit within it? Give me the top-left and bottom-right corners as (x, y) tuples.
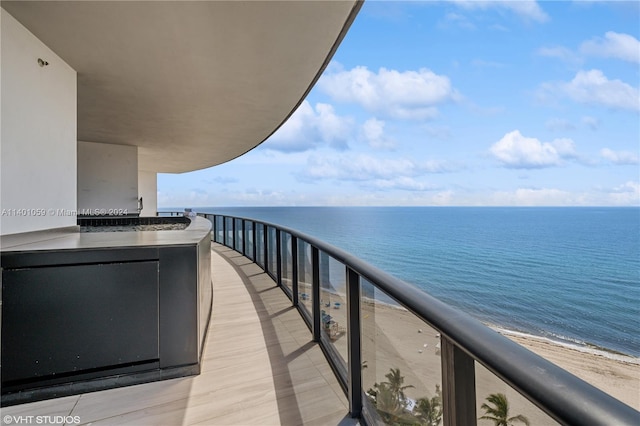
(1, 242), (354, 425)
(3, 212), (638, 425)
(197, 213), (638, 425)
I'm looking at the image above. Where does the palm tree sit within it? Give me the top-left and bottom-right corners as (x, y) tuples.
(367, 382), (409, 424)
(384, 367), (415, 408)
(413, 385), (443, 426)
(366, 368), (418, 425)
(479, 393), (530, 426)
(370, 382), (401, 420)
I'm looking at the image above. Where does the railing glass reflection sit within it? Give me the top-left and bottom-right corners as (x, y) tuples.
(297, 240), (313, 322)
(234, 218), (243, 252)
(266, 226), (277, 280)
(280, 232), (293, 297)
(475, 361), (558, 426)
(319, 253), (348, 376)
(225, 217), (233, 247)
(244, 220), (254, 260)
(215, 215), (223, 244)
(361, 278), (443, 425)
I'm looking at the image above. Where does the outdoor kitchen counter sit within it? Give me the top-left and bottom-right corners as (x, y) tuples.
(0, 216), (212, 406)
(1, 215), (212, 251)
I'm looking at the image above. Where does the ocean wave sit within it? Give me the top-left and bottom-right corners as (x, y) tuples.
(490, 325), (640, 364)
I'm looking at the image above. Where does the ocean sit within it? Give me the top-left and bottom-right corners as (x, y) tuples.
(184, 206), (639, 358)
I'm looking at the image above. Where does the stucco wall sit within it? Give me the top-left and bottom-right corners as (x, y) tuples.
(77, 141), (138, 215)
(1, 10), (77, 235)
(138, 170), (157, 217)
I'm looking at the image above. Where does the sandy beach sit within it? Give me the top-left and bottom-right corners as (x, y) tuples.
(502, 331), (639, 411)
(314, 294), (639, 424)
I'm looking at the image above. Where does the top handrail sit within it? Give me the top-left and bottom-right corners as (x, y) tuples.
(179, 211), (640, 425)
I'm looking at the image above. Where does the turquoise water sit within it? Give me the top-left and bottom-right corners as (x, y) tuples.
(180, 207), (639, 357)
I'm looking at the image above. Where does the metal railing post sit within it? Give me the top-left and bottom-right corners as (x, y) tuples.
(223, 216), (227, 246)
(263, 225), (269, 273)
(312, 246), (321, 342)
(292, 236), (299, 306)
(232, 217), (236, 249)
(252, 221), (257, 262)
(347, 266), (362, 417)
(441, 336), (476, 426)
(241, 219), (246, 256)
(276, 229), (282, 286)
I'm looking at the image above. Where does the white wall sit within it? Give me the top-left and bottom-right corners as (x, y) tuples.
(1, 10), (77, 235)
(138, 170), (157, 217)
(77, 141), (139, 215)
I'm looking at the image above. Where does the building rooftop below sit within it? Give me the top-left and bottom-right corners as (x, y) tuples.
(2, 244), (356, 425)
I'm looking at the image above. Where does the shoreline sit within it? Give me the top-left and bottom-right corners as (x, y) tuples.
(362, 294), (639, 360)
(356, 299), (640, 415)
(317, 288), (639, 412)
(501, 331), (640, 411)
(372, 303), (640, 412)
(492, 326), (640, 364)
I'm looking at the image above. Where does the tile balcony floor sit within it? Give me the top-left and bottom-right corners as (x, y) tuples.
(2, 243), (356, 426)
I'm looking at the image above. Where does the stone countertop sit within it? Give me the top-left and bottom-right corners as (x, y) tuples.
(1, 216), (212, 252)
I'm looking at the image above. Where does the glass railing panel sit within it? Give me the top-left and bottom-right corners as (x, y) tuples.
(215, 216), (224, 243)
(267, 226), (277, 278)
(361, 278), (443, 426)
(234, 218), (243, 252)
(255, 223), (265, 268)
(280, 232), (293, 296)
(475, 361), (558, 426)
(225, 217), (233, 247)
(245, 221), (254, 260)
(297, 239), (313, 319)
(319, 252), (348, 372)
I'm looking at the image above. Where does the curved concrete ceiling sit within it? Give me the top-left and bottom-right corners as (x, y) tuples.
(2, 1), (362, 173)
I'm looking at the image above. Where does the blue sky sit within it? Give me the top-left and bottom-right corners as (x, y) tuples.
(159, 1), (639, 207)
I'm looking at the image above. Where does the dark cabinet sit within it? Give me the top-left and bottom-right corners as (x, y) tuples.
(2, 261), (159, 385)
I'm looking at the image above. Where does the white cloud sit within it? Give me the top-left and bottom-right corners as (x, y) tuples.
(537, 32), (639, 69)
(488, 182), (640, 206)
(538, 69), (639, 112)
(372, 176), (439, 192)
(157, 189), (213, 206)
(432, 190), (455, 205)
(580, 32), (640, 64)
(490, 130), (577, 168)
(446, 0), (549, 22)
(159, 182), (640, 208)
(228, 188), (289, 204)
(204, 176), (238, 184)
(491, 188), (575, 206)
(608, 181), (640, 206)
(551, 138), (578, 158)
(303, 154), (456, 182)
(360, 118), (396, 149)
(600, 148), (640, 165)
(536, 46), (582, 65)
(318, 66), (459, 120)
(264, 101), (353, 152)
